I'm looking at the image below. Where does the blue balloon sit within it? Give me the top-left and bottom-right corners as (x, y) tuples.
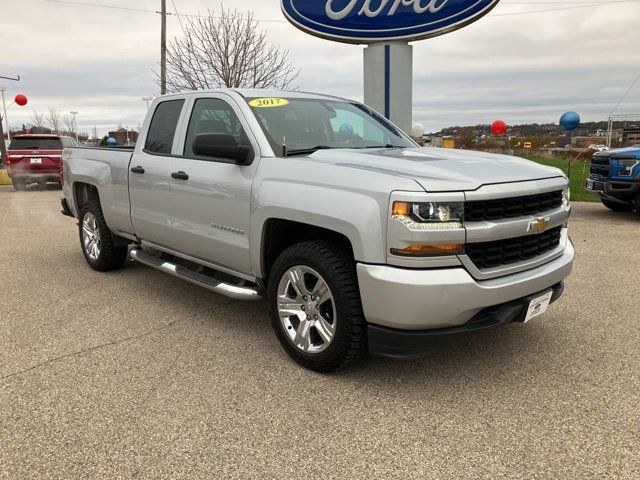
(339, 123), (354, 138)
(560, 111), (580, 132)
(106, 137), (118, 146)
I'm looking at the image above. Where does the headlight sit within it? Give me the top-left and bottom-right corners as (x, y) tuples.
(562, 187), (571, 208)
(614, 159), (639, 176)
(392, 201), (464, 230)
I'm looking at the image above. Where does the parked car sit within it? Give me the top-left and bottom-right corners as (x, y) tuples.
(587, 146), (640, 214)
(587, 144), (609, 152)
(6, 134), (78, 190)
(61, 89), (574, 371)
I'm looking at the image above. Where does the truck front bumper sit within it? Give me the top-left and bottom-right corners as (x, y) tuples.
(586, 178), (640, 200)
(357, 241), (574, 357)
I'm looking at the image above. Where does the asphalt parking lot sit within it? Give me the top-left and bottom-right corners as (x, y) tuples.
(0, 185), (638, 479)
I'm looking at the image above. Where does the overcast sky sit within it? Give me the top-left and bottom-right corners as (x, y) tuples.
(2, 0), (639, 135)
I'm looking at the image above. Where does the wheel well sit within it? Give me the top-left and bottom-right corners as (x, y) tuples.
(74, 182), (100, 212)
(261, 219), (354, 281)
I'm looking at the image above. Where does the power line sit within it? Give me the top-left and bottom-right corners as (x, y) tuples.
(609, 71), (640, 116)
(43, 0), (640, 22)
(489, 0), (640, 16)
(171, 0), (185, 31)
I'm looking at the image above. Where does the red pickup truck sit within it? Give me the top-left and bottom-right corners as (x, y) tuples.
(6, 134), (79, 190)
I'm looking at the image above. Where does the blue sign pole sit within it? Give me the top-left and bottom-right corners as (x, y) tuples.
(364, 42), (413, 132)
(281, 0), (502, 134)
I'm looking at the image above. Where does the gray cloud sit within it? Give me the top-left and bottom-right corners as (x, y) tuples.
(2, 0), (639, 135)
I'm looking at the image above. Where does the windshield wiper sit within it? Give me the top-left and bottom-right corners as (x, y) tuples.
(286, 145), (332, 157)
(361, 144), (405, 149)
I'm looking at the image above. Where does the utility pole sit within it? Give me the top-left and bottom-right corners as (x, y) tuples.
(160, 0), (167, 95)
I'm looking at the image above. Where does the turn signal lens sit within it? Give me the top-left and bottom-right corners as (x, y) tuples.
(390, 243), (464, 257)
(392, 201), (410, 216)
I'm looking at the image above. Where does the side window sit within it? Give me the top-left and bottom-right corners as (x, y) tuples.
(183, 98), (248, 157)
(145, 100), (185, 154)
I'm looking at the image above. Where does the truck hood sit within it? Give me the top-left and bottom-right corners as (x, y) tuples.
(308, 147), (564, 192)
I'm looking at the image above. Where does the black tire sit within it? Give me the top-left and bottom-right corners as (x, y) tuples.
(12, 178), (26, 191)
(267, 241), (367, 372)
(635, 193), (640, 217)
(78, 199), (129, 271)
(601, 199), (633, 212)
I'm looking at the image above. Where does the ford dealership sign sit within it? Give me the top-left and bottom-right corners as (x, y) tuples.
(281, 0), (501, 43)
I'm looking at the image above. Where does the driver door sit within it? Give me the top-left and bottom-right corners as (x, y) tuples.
(162, 94), (261, 276)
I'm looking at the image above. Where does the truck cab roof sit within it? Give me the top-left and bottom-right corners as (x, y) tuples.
(162, 88), (352, 103)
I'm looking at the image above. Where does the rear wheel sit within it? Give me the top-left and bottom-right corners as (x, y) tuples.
(601, 199), (633, 212)
(12, 178), (26, 191)
(267, 241), (367, 372)
(78, 199), (129, 271)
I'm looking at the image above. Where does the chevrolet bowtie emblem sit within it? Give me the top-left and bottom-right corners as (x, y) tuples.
(528, 217), (550, 234)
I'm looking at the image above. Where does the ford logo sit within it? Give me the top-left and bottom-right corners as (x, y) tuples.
(281, 0), (501, 43)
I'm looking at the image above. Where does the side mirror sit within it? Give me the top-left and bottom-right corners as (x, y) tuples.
(192, 133), (253, 164)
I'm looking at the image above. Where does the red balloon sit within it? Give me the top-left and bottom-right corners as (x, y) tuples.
(491, 120), (507, 135)
(14, 94), (28, 106)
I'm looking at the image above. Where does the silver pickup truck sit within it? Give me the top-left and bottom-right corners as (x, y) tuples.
(61, 89), (574, 371)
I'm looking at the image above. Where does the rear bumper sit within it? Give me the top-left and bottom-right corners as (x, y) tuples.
(357, 240), (574, 331)
(368, 283), (565, 358)
(8, 172), (61, 182)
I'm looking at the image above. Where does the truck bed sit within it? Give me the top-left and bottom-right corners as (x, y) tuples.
(63, 146), (135, 238)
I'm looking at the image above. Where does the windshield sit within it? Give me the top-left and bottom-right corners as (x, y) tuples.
(245, 97), (415, 156)
(9, 137), (63, 150)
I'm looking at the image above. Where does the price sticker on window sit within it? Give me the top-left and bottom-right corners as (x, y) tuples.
(248, 98), (289, 108)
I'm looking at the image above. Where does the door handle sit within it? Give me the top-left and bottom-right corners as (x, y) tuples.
(171, 171), (189, 181)
(130, 166), (145, 174)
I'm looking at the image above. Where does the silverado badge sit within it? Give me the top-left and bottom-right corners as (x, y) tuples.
(528, 217), (550, 234)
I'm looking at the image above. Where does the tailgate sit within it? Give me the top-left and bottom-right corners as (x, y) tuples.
(7, 149), (62, 174)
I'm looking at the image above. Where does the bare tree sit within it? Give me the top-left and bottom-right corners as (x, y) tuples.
(63, 114), (75, 134)
(47, 107), (61, 133)
(91, 126), (98, 141)
(161, 8), (299, 92)
(31, 111), (46, 130)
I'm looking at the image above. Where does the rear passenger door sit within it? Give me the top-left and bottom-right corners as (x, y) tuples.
(129, 98), (187, 246)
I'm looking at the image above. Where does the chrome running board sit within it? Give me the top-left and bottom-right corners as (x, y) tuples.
(130, 248), (263, 301)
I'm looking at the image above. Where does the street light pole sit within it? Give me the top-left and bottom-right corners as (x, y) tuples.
(142, 96), (153, 109)
(0, 87), (11, 141)
(70, 111), (78, 141)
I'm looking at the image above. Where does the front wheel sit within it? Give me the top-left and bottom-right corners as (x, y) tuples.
(601, 199), (633, 212)
(78, 199), (129, 271)
(267, 241), (367, 372)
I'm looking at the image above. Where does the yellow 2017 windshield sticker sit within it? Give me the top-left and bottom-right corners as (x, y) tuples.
(249, 98), (289, 108)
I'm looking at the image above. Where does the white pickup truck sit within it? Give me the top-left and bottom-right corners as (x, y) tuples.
(61, 89), (574, 371)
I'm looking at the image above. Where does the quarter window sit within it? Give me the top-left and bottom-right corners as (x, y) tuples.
(145, 100), (185, 154)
